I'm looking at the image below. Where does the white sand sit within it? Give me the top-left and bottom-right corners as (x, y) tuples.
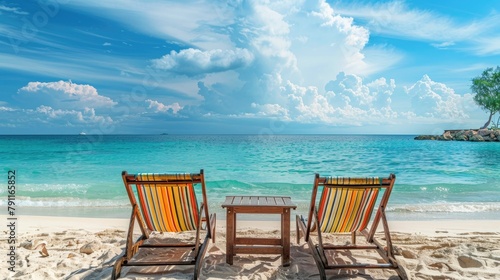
(2, 215), (500, 279)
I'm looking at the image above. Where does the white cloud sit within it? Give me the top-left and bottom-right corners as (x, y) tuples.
(431, 41), (455, 49)
(66, 0), (234, 50)
(0, 106), (16, 112)
(18, 80), (116, 109)
(0, 105), (113, 128)
(358, 44), (403, 76)
(59, 0), (400, 121)
(245, 72), (482, 129)
(334, 1), (500, 54)
(251, 103), (289, 118)
(335, 1), (468, 40)
(151, 48), (254, 76)
(0, 81), (116, 130)
(325, 72), (395, 111)
(32, 106), (113, 124)
(283, 81), (336, 123)
(405, 75), (476, 120)
(285, 0), (372, 84)
(179, 0), (379, 117)
(0, 5), (28, 15)
(145, 99), (183, 114)
(473, 36), (500, 55)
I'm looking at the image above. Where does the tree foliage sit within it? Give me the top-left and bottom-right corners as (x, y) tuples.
(471, 66), (500, 129)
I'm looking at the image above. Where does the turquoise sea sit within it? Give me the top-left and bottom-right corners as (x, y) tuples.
(1, 134), (500, 220)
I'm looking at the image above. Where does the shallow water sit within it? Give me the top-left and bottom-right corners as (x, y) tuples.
(2, 134), (500, 220)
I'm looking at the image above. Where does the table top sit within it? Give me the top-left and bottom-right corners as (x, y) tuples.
(222, 196), (296, 208)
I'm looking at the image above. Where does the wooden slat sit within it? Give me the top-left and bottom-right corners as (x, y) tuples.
(128, 247), (197, 264)
(126, 260), (195, 266)
(323, 245), (378, 250)
(325, 263), (395, 269)
(241, 196), (251, 205)
(260, 196), (271, 206)
(222, 196), (296, 208)
(283, 197), (295, 208)
(234, 246), (282, 254)
(128, 180), (201, 184)
(222, 196), (234, 205)
(140, 243), (196, 248)
(278, 197), (284, 205)
(230, 206), (288, 214)
(235, 237), (282, 245)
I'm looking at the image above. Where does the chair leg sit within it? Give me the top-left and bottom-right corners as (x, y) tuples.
(396, 264), (409, 280)
(195, 234), (211, 280)
(309, 242), (327, 280)
(211, 213), (216, 243)
(296, 215), (300, 244)
(111, 256), (125, 280)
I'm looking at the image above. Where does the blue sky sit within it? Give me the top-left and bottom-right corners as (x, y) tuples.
(1, 0), (499, 134)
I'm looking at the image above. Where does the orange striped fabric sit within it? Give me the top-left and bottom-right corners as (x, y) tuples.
(135, 173), (199, 232)
(318, 177), (380, 233)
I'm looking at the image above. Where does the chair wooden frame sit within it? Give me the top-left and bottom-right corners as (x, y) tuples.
(296, 173), (407, 279)
(112, 169), (216, 280)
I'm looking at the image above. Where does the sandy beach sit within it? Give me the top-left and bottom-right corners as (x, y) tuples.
(1, 215), (499, 279)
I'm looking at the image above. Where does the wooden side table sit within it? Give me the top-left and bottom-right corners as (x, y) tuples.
(221, 196), (297, 266)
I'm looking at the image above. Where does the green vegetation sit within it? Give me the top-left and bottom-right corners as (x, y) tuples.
(471, 66), (500, 129)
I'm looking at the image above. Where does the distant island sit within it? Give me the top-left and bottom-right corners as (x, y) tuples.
(415, 129), (500, 142)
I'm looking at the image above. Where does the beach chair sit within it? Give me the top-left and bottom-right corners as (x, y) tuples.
(112, 170), (216, 280)
(296, 173), (407, 279)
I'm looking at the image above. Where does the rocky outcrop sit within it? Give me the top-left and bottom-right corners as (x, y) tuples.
(415, 129), (500, 142)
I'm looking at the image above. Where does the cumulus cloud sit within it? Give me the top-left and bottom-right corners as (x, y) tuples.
(406, 75), (473, 120)
(277, 73), (397, 125)
(251, 103), (289, 118)
(18, 80), (116, 109)
(32, 106), (113, 124)
(246, 72), (479, 128)
(283, 81), (336, 123)
(146, 99), (183, 114)
(245, 0), (372, 83)
(1, 81), (116, 130)
(151, 48), (254, 76)
(171, 0), (376, 119)
(326, 72), (389, 108)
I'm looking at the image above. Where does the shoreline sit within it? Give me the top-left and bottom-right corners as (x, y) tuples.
(2, 215), (500, 279)
(8, 215), (500, 235)
(14, 205), (500, 222)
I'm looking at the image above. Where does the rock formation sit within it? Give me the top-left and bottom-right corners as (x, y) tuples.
(414, 129), (500, 142)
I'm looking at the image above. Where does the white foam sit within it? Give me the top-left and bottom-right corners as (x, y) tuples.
(0, 196), (129, 207)
(388, 202), (500, 213)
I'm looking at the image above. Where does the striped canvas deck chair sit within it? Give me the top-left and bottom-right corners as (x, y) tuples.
(112, 170), (216, 280)
(296, 173), (407, 279)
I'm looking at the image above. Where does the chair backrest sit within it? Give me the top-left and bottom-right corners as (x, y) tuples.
(122, 170), (208, 232)
(308, 174), (396, 234)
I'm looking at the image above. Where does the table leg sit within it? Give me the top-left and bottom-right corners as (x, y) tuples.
(282, 208), (291, 266)
(226, 208), (235, 265)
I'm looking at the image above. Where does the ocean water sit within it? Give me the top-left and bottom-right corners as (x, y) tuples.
(1, 134), (500, 220)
